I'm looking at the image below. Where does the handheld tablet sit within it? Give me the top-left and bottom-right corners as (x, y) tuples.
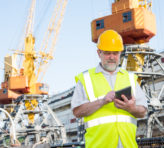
(115, 86), (132, 101)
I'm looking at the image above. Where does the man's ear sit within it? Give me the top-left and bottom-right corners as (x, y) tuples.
(97, 49), (101, 57)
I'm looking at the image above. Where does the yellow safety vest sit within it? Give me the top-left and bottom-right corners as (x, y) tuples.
(75, 68), (138, 148)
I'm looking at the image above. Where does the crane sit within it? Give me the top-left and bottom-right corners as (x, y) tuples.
(0, 0), (68, 146)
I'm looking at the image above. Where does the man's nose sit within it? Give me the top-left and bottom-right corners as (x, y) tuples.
(109, 53), (115, 59)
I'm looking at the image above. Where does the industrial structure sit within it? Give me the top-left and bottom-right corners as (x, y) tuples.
(48, 87), (78, 143)
(0, 0), (164, 147)
(0, 0), (68, 147)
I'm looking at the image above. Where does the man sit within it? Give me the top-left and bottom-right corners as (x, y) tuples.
(71, 30), (147, 148)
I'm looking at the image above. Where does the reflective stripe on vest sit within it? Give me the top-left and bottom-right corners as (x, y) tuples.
(83, 71), (105, 102)
(86, 115), (137, 128)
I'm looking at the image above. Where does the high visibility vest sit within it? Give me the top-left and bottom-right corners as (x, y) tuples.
(75, 68), (138, 148)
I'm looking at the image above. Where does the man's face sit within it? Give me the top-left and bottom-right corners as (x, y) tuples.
(97, 49), (121, 72)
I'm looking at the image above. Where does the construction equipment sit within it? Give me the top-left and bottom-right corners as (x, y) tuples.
(0, 0), (68, 146)
(92, 0), (155, 44)
(91, 0), (164, 138)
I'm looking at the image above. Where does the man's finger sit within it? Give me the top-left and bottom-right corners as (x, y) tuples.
(131, 95), (136, 101)
(114, 99), (125, 106)
(121, 95), (128, 103)
(114, 102), (124, 109)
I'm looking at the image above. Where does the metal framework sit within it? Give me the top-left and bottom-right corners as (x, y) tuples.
(122, 44), (164, 138)
(0, 95), (67, 147)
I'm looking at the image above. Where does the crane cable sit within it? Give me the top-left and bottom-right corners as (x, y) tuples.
(39, 0), (64, 54)
(36, 0), (68, 82)
(39, 0), (68, 82)
(35, 0), (64, 81)
(15, 0), (52, 75)
(34, 0), (52, 35)
(16, 0), (36, 70)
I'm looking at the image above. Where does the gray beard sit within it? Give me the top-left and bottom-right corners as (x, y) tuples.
(103, 63), (117, 72)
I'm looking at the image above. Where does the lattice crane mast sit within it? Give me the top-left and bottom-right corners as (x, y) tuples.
(0, 0), (68, 146)
(0, 0), (68, 102)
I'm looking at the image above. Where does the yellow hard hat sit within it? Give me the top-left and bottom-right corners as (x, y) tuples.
(97, 30), (124, 51)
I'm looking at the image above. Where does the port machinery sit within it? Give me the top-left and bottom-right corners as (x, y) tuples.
(0, 0), (68, 147)
(122, 44), (164, 138)
(0, 95), (67, 147)
(0, 0), (164, 147)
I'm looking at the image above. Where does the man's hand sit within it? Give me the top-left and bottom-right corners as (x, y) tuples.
(73, 91), (115, 118)
(114, 95), (135, 112)
(114, 95), (147, 118)
(102, 91), (115, 105)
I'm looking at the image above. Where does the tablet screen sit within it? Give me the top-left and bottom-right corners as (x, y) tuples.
(115, 86), (132, 101)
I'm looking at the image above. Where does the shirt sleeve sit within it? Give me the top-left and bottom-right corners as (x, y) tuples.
(71, 81), (89, 110)
(134, 82), (148, 109)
